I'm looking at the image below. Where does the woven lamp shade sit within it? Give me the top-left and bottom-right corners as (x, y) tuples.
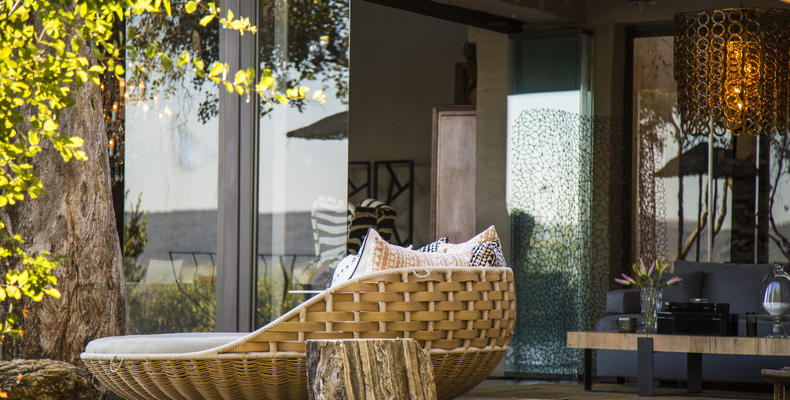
(673, 8), (790, 136)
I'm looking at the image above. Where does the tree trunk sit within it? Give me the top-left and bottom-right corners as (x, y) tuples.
(306, 338), (437, 400)
(2, 79), (127, 364)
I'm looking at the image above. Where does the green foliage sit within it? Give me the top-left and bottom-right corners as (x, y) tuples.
(0, 0), (309, 341)
(128, 0), (343, 122)
(128, 280), (215, 333)
(122, 191), (147, 282)
(127, 273), (303, 333)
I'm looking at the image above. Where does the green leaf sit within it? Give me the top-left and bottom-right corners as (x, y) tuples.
(145, 43), (157, 59)
(43, 119), (57, 132)
(6, 286), (20, 300)
(163, 0), (171, 16)
(199, 14), (214, 26)
(177, 50), (190, 66)
(66, 136), (84, 148)
(160, 54), (173, 71)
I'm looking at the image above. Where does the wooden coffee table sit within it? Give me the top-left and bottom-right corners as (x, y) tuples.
(567, 331), (790, 396)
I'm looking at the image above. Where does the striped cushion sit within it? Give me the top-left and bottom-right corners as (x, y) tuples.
(347, 199), (397, 255)
(311, 197), (351, 266)
(347, 206), (377, 255)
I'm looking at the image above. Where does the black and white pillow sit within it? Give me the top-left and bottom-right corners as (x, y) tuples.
(416, 237), (449, 252)
(469, 240), (506, 267)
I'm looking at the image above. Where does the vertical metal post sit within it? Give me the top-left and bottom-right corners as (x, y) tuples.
(707, 134), (714, 262)
(687, 352), (702, 393)
(637, 337), (655, 396)
(754, 136), (760, 264)
(584, 348), (592, 391)
(217, 0), (259, 332)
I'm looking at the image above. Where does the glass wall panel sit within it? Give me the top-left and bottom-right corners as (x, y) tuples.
(256, 0), (350, 326)
(123, 9), (219, 333)
(506, 33), (608, 377)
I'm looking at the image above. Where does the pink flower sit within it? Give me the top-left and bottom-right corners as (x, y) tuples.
(639, 258), (647, 273)
(666, 277), (683, 286)
(647, 260), (655, 276)
(614, 278), (632, 285)
(620, 273), (636, 284)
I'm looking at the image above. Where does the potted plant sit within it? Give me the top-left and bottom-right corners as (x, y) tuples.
(615, 259), (683, 332)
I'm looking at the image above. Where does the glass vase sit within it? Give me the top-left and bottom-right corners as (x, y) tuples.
(763, 263), (790, 338)
(640, 287), (663, 333)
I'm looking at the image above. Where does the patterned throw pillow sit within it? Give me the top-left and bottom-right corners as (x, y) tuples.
(469, 241), (507, 267)
(347, 199), (398, 255)
(416, 237), (449, 252)
(330, 254), (359, 287)
(354, 229), (470, 276)
(438, 225), (501, 254)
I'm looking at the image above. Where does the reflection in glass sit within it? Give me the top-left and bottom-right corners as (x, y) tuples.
(636, 36), (774, 264)
(123, 5), (219, 333)
(256, 0), (350, 326)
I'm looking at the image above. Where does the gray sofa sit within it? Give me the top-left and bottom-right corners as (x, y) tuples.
(596, 261), (790, 383)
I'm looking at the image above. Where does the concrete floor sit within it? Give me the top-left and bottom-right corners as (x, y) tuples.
(458, 380), (773, 400)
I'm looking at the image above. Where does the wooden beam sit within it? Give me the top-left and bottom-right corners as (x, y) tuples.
(362, 0), (524, 34)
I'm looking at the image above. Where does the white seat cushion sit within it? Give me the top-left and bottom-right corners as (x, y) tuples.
(84, 332), (246, 355)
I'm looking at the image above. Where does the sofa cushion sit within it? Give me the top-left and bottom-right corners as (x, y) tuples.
(438, 225), (500, 254)
(606, 289), (640, 314)
(662, 271), (705, 303)
(674, 261), (773, 315)
(84, 333), (246, 355)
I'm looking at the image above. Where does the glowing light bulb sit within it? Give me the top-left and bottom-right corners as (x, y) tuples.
(738, 102), (744, 110)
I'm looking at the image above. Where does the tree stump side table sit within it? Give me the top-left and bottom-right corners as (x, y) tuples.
(306, 338), (437, 400)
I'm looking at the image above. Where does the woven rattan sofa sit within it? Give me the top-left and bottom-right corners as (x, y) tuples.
(82, 266), (515, 400)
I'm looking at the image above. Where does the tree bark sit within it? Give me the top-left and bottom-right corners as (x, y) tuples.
(0, 359), (101, 400)
(306, 338), (437, 400)
(2, 79), (127, 364)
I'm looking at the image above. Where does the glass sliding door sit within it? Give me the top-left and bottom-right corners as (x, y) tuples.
(256, 0), (350, 326)
(123, 5), (219, 333)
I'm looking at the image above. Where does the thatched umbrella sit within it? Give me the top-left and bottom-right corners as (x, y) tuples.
(286, 111), (348, 140)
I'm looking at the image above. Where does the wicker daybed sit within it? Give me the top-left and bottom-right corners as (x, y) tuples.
(82, 266), (515, 400)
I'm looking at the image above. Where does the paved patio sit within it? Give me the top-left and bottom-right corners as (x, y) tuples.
(459, 380), (772, 400)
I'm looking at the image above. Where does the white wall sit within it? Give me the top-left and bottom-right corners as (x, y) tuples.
(467, 27), (511, 255)
(349, 0), (467, 246)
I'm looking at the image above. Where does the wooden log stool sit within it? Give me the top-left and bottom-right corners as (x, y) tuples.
(762, 367), (790, 400)
(306, 338), (437, 400)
